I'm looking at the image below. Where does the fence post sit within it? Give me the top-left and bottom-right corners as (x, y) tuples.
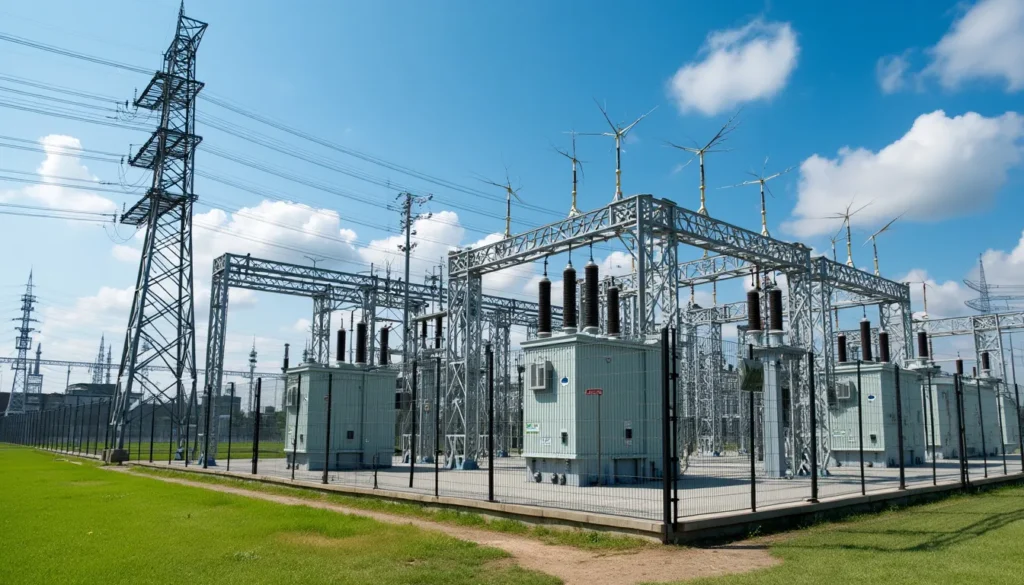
(291, 375), (302, 481)
(1015, 383), (1024, 472)
(252, 377), (262, 475)
(670, 327), (679, 523)
(660, 328), (673, 542)
(136, 404), (144, 462)
(323, 372), (333, 485)
(487, 344), (494, 502)
(997, 382), (1008, 475)
(227, 382), (236, 471)
(748, 344), (756, 512)
(976, 378), (988, 478)
(184, 392), (193, 467)
(149, 401), (156, 463)
(954, 374), (968, 488)
(894, 364), (905, 490)
(808, 351), (819, 502)
(434, 356), (440, 498)
(927, 372), (937, 485)
(167, 408), (174, 464)
(856, 360), (866, 496)
(409, 361), (418, 489)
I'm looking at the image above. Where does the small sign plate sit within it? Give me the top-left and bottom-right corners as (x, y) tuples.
(560, 376), (570, 386)
(585, 388), (603, 396)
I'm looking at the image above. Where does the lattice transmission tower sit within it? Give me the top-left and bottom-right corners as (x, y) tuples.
(4, 272), (39, 415)
(108, 5), (207, 458)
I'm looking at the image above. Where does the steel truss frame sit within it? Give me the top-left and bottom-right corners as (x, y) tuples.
(204, 253), (554, 461)
(109, 8), (207, 455)
(447, 194), (809, 464)
(678, 252), (910, 473)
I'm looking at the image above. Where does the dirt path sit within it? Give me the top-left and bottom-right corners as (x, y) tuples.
(122, 469), (778, 585)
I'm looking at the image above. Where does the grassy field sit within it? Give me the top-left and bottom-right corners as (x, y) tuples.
(688, 483), (1024, 585)
(88, 440), (288, 461)
(131, 465), (650, 551)
(0, 446), (557, 585)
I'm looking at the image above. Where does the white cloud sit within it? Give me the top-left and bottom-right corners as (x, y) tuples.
(111, 244), (139, 263)
(0, 135), (118, 215)
(668, 18), (799, 116)
(926, 0), (1024, 91)
(292, 318), (311, 333)
(785, 110), (1024, 237)
(358, 210), (464, 280)
(876, 53), (910, 94)
(37, 286), (134, 361)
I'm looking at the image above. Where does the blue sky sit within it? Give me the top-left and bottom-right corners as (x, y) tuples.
(1, 0), (1023, 393)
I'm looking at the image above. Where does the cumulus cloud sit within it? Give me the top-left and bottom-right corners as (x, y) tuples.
(668, 18), (799, 116)
(0, 135), (118, 215)
(876, 53), (910, 94)
(785, 110), (1024, 237)
(926, 0), (1024, 91)
(358, 210), (465, 280)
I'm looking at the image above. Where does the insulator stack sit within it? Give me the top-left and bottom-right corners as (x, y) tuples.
(538, 276), (552, 337)
(336, 329), (346, 362)
(981, 351), (991, 372)
(563, 264), (577, 332)
(956, 358), (964, 376)
(972, 366), (978, 377)
(837, 334), (848, 363)
(355, 323), (368, 364)
(434, 315), (443, 349)
(282, 343), (290, 372)
(379, 327), (390, 365)
(878, 330), (891, 363)
(860, 319), (873, 362)
(420, 320), (427, 341)
(746, 290), (762, 332)
(768, 288), (783, 331)
(607, 285), (621, 337)
(917, 331), (929, 359)
(583, 261), (599, 333)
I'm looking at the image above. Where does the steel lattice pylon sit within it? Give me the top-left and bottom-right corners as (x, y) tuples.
(109, 7), (207, 458)
(4, 272), (39, 416)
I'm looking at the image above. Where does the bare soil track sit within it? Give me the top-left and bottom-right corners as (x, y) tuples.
(124, 469), (778, 585)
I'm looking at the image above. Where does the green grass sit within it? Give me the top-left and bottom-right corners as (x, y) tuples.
(104, 440), (287, 461)
(0, 446), (559, 585)
(130, 464), (650, 551)
(680, 483), (1024, 585)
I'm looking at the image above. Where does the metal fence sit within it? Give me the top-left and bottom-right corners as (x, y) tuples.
(3, 329), (1022, 541)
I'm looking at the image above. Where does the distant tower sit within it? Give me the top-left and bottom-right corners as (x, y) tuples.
(4, 272), (39, 415)
(105, 347), (112, 385)
(247, 340), (257, 413)
(33, 344), (41, 375)
(976, 255), (992, 314)
(91, 335), (106, 385)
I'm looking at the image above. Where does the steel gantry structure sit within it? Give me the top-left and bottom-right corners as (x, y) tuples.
(447, 193), (810, 465)
(678, 252), (911, 472)
(917, 310), (1024, 383)
(204, 253), (562, 464)
(108, 7), (207, 459)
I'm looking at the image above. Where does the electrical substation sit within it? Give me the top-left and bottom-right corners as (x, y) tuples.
(5, 5), (1024, 542)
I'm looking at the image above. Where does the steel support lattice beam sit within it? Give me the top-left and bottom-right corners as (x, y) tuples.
(110, 8), (207, 457)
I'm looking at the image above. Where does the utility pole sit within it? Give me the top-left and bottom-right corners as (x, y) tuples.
(396, 192), (432, 364)
(247, 341), (257, 414)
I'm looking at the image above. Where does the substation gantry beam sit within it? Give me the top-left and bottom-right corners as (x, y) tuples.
(917, 311), (1024, 392)
(678, 250), (910, 474)
(447, 194), (810, 465)
(204, 253), (559, 464)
